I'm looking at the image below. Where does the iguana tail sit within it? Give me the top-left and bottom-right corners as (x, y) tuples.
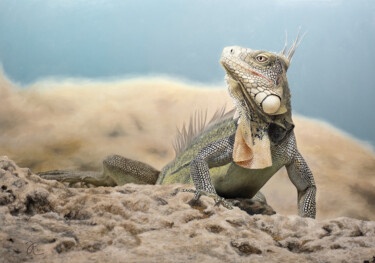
(38, 154), (160, 187)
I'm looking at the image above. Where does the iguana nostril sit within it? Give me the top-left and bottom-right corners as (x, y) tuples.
(230, 49), (234, 54)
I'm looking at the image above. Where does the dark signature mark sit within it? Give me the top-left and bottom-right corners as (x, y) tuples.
(25, 241), (44, 256)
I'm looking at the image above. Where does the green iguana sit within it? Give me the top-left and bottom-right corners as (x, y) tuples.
(39, 32), (316, 218)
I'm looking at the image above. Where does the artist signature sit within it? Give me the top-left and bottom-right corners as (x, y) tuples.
(25, 241), (44, 256)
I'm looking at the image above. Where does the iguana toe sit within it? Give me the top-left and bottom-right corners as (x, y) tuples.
(213, 195), (233, 210)
(181, 189), (232, 209)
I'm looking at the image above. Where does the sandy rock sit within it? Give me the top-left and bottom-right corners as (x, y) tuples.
(1, 157), (374, 263)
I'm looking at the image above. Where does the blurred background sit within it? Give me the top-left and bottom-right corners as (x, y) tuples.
(0, 0), (374, 146)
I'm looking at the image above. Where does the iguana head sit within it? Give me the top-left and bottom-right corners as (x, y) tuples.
(220, 47), (291, 117)
(219, 33), (303, 169)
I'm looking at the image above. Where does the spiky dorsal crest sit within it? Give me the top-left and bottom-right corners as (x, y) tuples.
(173, 106), (235, 156)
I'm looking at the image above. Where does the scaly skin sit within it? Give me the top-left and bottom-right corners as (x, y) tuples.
(39, 38), (316, 218)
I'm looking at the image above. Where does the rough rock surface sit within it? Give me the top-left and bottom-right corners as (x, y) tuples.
(1, 157), (374, 263)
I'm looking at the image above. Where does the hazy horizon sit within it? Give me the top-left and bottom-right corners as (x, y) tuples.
(0, 0), (374, 146)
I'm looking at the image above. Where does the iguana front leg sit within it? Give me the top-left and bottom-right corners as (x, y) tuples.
(187, 134), (235, 209)
(286, 150), (317, 218)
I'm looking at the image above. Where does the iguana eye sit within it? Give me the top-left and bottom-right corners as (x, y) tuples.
(256, 55), (268, 63)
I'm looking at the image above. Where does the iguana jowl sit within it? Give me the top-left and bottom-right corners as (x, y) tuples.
(39, 33), (317, 218)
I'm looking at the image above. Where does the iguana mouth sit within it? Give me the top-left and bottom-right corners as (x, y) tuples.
(222, 59), (273, 85)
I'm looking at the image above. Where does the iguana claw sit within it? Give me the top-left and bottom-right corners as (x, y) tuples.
(213, 195), (233, 209)
(181, 189), (233, 209)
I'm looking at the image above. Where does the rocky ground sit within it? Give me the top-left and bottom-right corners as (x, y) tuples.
(1, 156), (375, 263)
